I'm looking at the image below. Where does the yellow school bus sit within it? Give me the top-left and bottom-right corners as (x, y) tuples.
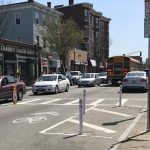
(107, 55), (140, 85)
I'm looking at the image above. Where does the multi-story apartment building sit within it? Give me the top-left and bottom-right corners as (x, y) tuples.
(55, 0), (111, 72)
(0, 0), (62, 79)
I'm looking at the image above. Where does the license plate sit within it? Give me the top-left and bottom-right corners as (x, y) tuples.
(38, 88), (44, 91)
(131, 80), (136, 83)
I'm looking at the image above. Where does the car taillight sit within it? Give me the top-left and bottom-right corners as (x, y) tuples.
(140, 79), (147, 82)
(122, 79), (128, 82)
(107, 69), (112, 74)
(123, 68), (128, 74)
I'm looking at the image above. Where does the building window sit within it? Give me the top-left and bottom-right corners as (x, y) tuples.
(16, 36), (21, 42)
(36, 35), (40, 46)
(15, 14), (21, 25)
(96, 18), (99, 28)
(84, 10), (88, 17)
(43, 38), (46, 48)
(36, 12), (39, 24)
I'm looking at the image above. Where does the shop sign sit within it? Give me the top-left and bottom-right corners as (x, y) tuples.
(42, 59), (48, 67)
(0, 45), (35, 55)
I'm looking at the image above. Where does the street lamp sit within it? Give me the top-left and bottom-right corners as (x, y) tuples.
(34, 39), (39, 79)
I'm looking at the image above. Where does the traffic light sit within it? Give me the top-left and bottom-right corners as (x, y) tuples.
(84, 37), (88, 43)
(140, 52), (142, 56)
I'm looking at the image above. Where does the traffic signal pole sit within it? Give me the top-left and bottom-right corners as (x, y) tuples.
(147, 36), (150, 131)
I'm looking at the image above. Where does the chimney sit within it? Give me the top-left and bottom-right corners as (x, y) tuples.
(47, 2), (51, 8)
(69, 0), (74, 5)
(28, 0), (34, 2)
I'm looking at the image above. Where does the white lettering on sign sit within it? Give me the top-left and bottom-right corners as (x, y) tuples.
(0, 44), (35, 55)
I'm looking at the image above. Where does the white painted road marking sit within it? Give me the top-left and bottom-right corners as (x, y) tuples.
(43, 132), (113, 139)
(65, 99), (79, 105)
(93, 108), (131, 117)
(18, 99), (41, 104)
(69, 119), (116, 133)
(40, 99), (62, 104)
(115, 99), (128, 106)
(89, 99), (105, 105)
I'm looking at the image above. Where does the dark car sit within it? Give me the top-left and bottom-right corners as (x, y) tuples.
(0, 75), (26, 101)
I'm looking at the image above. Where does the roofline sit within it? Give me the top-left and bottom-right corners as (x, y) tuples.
(0, 1), (63, 16)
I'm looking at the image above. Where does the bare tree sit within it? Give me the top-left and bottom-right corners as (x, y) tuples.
(95, 36), (112, 72)
(42, 18), (84, 73)
(0, 0), (11, 38)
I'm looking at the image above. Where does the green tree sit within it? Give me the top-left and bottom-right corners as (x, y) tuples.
(42, 18), (84, 73)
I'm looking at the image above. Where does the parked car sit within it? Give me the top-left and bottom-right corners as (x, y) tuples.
(97, 72), (108, 84)
(70, 71), (81, 84)
(122, 71), (148, 92)
(77, 73), (101, 87)
(32, 74), (70, 95)
(0, 75), (26, 101)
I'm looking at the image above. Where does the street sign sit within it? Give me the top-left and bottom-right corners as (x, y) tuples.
(145, 0), (150, 17)
(144, 17), (150, 38)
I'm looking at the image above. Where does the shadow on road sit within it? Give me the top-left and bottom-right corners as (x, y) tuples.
(102, 117), (135, 126)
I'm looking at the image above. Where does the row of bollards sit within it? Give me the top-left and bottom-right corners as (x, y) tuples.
(79, 85), (123, 135)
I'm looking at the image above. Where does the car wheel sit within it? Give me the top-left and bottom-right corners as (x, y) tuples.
(78, 85), (81, 88)
(55, 86), (59, 94)
(65, 84), (69, 92)
(98, 83), (101, 86)
(17, 89), (23, 101)
(33, 92), (38, 95)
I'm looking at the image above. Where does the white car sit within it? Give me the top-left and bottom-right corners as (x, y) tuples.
(78, 73), (101, 87)
(70, 71), (81, 84)
(97, 72), (108, 84)
(32, 74), (70, 95)
(122, 71), (148, 92)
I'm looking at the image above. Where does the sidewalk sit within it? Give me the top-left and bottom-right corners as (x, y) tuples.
(111, 109), (150, 150)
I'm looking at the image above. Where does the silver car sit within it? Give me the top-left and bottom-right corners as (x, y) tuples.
(78, 73), (101, 87)
(122, 71), (148, 92)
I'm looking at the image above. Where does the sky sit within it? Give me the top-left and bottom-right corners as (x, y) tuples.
(13, 0), (148, 61)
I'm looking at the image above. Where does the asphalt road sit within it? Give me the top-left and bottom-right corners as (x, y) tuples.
(0, 84), (147, 150)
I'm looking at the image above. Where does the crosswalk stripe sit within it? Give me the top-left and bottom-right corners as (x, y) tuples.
(69, 119), (116, 133)
(18, 99), (41, 104)
(89, 99), (105, 105)
(115, 99), (128, 106)
(40, 99), (62, 104)
(93, 108), (131, 117)
(64, 99), (79, 105)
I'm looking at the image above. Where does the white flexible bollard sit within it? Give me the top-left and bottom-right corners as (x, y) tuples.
(79, 98), (83, 135)
(83, 89), (86, 114)
(119, 85), (122, 107)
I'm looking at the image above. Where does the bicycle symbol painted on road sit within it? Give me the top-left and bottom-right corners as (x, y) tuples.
(13, 111), (60, 124)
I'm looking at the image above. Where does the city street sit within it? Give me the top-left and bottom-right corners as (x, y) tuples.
(0, 84), (147, 150)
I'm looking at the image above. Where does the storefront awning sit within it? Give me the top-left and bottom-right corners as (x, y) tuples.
(89, 59), (96, 67)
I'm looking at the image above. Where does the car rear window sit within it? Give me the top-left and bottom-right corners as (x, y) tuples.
(127, 72), (144, 77)
(7, 76), (17, 83)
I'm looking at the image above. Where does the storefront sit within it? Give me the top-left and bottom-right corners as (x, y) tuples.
(0, 39), (39, 85)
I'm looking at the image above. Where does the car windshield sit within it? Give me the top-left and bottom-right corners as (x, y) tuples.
(99, 72), (107, 76)
(127, 72), (144, 77)
(70, 72), (79, 75)
(38, 75), (57, 81)
(81, 74), (94, 78)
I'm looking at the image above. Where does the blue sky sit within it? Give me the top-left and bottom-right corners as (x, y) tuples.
(13, 0), (148, 61)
